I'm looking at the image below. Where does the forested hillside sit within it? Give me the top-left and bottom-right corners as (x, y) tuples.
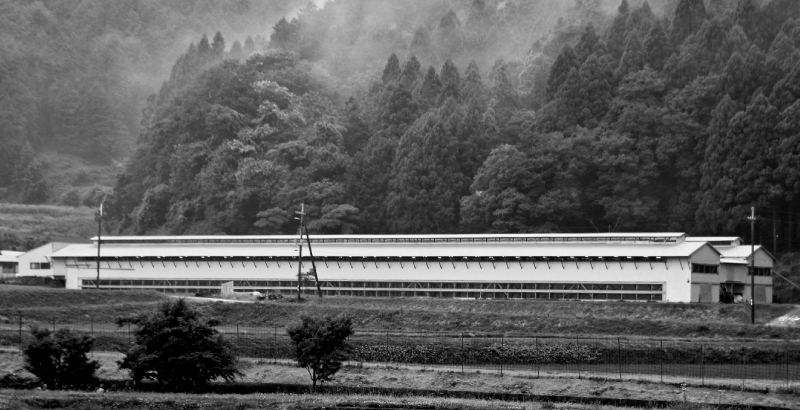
(0, 0), (306, 204)
(107, 0), (800, 257)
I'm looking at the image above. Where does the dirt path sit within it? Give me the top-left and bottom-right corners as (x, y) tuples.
(1, 349), (797, 409)
(768, 306), (800, 327)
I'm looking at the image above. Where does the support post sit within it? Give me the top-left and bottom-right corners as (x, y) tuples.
(18, 315), (22, 347)
(576, 335), (581, 379)
(536, 337), (540, 378)
(296, 203), (305, 302)
(617, 338), (622, 381)
(303, 223), (322, 298)
(701, 344), (705, 386)
(500, 335), (504, 376)
(96, 202), (103, 289)
(786, 346), (790, 389)
(461, 332), (464, 374)
(660, 340), (663, 384)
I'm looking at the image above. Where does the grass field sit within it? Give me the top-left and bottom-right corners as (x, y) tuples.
(1, 287), (799, 409)
(0, 203), (96, 250)
(2, 351), (798, 409)
(0, 390), (671, 410)
(190, 296), (800, 340)
(0, 286), (798, 340)
(0, 287), (167, 325)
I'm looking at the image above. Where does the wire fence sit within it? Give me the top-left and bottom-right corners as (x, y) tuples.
(2, 319), (799, 390)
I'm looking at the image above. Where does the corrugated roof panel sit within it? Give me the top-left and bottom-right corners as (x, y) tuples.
(89, 233), (688, 244)
(51, 241), (710, 259)
(716, 245), (762, 258)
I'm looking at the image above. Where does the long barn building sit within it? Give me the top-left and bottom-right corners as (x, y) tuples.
(47, 233), (774, 303)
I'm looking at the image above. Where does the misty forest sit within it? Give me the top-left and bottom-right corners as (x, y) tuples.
(2, 1), (800, 261)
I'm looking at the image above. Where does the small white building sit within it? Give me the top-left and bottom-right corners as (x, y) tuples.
(17, 241), (90, 280)
(46, 232), (748, 303)
(0, 250), (24, 279)
(685, 237), (775, 303)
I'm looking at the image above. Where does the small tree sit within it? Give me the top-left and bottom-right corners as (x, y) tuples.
(118, 299), (240, 391)
(287, 316), (353, 392)
(23, 327), (99, 389)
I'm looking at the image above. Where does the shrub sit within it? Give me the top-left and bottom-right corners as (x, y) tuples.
(118, 299), (241, 391)
(287, 315), (354, 392)
(22, 327), (99, 389)
(60, 190), (82, 206)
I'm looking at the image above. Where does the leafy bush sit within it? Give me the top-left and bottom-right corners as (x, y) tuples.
(118, 299), (241, 391)
(288, 316), (354, 391)
(22, 327), (99, 389)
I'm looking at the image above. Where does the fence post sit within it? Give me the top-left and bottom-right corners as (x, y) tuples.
(660, 340), (663, 384)
(236, 324), (240, 347)
(741, 347), (745, 391)
(52, 316), (55, 332)
(127, 322), (131, 342)
(385, 331), (389, 368)
(18, 314), (22, 348)
(536, 336), (540, 378)
(460, 332), (464, 374)
(617, 338), (622, 381)
(700, 344), (705, 386)
(785, 345), (790, 390)
(90, 317), (94, 337)
(500, 335), (504, 376)
(576, 335), (581, 379)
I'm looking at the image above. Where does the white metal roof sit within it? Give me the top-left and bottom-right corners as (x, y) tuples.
(0, 251), (23, 263)
(90, 233), (688, 244)
(51, 241), (713, 259)
(716, 245), (775, 261)
(720, 257), (749, 265)
(717, 245), (761, 258)
(686, 236), (742, 245)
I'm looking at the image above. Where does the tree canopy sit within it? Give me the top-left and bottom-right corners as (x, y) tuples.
(8, 0), (797, 263)
(118, 299), (240, 391)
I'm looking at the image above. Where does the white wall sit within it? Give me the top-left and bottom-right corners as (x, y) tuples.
(58, 255), (697, 302)
(17, 244), (55, 277)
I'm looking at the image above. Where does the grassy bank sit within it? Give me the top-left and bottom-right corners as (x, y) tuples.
(0, 287), (167, 325)
(0, 390), (662, 410)
(191, 297), (799, 340)
(0, 288), (798, 340)
(0, 203), (96, 251)
(2, 351), (799, 409)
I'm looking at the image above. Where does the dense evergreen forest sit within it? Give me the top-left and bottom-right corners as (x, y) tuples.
(0, 0), (306, 204)
(2, 0), (800, 300)
(107, 0), (800, 252)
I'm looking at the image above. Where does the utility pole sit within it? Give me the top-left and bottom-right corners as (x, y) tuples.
(749, 206), (756, 325)
(303, 223), (323, 298)
(295, 203), (305, 302)
(96, 201), (104, 289)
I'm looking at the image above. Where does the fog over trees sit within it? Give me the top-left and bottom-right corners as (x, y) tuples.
(2, 0), (800, 255)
